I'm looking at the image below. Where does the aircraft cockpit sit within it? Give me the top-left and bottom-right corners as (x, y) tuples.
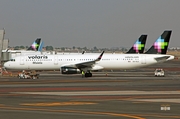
(10, 59), (15, 62)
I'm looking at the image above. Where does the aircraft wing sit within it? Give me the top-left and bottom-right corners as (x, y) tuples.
(154, 56), (170, 62)
(61, 51), (104, 69)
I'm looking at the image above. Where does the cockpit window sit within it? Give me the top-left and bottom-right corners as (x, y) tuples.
(10, 59), (15, 61)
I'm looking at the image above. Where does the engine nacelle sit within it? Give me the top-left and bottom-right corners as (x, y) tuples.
(61, 67), (80, 74)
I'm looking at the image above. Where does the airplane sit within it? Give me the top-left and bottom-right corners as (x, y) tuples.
(4, 31), (174, 77)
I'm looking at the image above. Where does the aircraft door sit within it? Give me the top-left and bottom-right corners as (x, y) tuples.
(54, 56), (58, 65)
(141, 55), (146, 64)
(20, 56), (24, 65)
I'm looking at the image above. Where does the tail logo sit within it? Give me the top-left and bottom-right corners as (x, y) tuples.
(31, 42), (39, 50)
(154, 37), (168, 52)
(133, 40), (145, 53)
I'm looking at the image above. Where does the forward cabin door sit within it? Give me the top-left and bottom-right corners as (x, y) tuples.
(20, 56), (24, 65)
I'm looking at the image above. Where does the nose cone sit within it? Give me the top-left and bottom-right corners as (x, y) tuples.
(4, 62), (10, 69)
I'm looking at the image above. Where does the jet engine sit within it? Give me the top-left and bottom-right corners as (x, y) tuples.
(61, 67), (80, 74)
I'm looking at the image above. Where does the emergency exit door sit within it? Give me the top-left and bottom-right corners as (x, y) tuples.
(141, 56), (146, 64)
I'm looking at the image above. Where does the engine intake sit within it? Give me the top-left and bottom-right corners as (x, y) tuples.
(61, 67), (80, 74)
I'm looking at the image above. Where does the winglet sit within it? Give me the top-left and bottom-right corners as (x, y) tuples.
(95, 51), (105, 61)
(82, 51), (85, 54)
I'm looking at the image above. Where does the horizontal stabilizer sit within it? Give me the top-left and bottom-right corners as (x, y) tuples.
(154, 56), (170, 62)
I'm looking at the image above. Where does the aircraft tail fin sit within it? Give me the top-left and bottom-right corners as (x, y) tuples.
(27, 38), (43, 51)
(126, 35), (147, 53)
(145, 30), (172, 54)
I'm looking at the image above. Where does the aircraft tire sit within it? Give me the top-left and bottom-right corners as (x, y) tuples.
(85, 73), (92, 77)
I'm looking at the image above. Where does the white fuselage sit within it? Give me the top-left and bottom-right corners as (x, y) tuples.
(4, 53), (174, 71)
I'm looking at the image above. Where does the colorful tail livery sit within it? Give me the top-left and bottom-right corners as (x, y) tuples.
(27, 38), (43, 51)
(126, 35), (147, 53)
(145, 31), (172, 54)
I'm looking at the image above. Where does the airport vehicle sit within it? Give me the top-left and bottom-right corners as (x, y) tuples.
(154, 69), (164, 77)
(18, 70), (39, 79)
(4, 31), (174, 77)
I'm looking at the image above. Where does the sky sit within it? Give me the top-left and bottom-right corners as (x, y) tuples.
(0, 0), (180, 49)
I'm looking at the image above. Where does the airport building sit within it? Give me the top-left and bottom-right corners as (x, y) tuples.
(0, 30), (19, 65)
(0, 29), (6, 65)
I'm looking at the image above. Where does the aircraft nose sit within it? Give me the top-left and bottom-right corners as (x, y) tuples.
(4, 62), (10, 68)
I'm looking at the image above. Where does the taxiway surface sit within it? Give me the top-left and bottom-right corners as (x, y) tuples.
(0, 61), (180, 119)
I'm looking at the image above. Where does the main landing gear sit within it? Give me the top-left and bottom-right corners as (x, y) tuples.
(85, 71), (92, 77)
